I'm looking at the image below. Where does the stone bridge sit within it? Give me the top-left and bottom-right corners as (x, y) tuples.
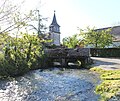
(44, 48), (91, 67)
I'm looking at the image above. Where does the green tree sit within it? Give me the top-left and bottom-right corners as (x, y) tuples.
(0, 0), (39, 34)
(62, 34), (81, 48)
(0, 0), (49, 77)
(0, 0), (24, 33)
(80, 27), (113, 48)
(0, 32), (48, 77)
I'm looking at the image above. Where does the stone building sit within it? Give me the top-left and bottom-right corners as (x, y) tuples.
(49, 11), (61, 46)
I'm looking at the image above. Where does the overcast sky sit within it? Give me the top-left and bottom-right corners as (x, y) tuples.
(18, 0), (120, 40)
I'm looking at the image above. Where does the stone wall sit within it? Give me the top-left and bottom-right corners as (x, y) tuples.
(44, 48), (90, 57)
(50, 32), (60, 46)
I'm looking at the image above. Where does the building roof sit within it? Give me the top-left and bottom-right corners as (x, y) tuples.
(95, 25), (120, 42)
(50, 11), (60, 27)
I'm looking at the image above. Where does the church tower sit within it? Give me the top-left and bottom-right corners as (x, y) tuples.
(49, 11), (60, 46)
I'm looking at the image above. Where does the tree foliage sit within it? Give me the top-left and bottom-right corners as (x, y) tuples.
(0, 0), (24, 33)
(0, 0), (43, 34)
(0, 32), (48, 77)
(80, 27), (113, 48)
(62, 34), (82, 48)
(0, 0), (49, 77)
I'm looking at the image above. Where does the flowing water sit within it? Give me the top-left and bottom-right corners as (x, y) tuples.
(0, 68), (100, 101)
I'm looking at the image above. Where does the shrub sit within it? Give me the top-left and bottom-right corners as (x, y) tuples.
(0, 33), (47, 77)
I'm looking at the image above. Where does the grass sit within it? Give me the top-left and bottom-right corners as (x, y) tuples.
(90, 67), (120, 101)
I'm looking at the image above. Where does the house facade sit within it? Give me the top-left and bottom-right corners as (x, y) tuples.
(96, 26), (120, 47)
(85, 26), (120, 48)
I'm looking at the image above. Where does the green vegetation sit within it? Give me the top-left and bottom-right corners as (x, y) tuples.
(62, 34), (82, 48)
(90, 67), (120, 101)
(0, 32), (49, 77)
(62, 27), (113, 48)
(80, 27), (113, 48)
(0, 0), (49, 78)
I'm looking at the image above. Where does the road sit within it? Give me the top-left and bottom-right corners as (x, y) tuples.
(91, 57), (120, 70)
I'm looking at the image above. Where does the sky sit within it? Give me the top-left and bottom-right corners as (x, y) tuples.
(18, 0), (120, 40)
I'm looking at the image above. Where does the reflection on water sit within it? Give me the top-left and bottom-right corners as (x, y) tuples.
(0, 68), (100, 101)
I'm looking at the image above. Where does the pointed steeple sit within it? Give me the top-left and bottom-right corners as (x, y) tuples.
(51, 11), (60, 27)
(49, 11), (60, 33)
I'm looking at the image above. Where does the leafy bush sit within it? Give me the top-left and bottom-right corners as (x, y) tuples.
(0, 59), (29, 77)
(0, 32), (47, 77)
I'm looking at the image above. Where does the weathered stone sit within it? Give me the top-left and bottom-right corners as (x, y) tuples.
(44, 48), (91, 67)
(44, 48), (90, 57)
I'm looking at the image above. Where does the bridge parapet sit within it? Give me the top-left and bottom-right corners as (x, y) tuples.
(67, 48), (90, 57)
(44, 48), (91, 67)
(44, 48), (90, 58)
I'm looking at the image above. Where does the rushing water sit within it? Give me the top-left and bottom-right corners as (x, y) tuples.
(0, 68), (100, 101)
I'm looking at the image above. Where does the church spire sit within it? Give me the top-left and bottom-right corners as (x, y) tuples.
(51, 11), (60, 27)
(49, 11), (60, 33)
(49, 11), (61, 46)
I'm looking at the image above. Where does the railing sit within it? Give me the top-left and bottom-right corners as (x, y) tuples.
(90, 48), (120, 57)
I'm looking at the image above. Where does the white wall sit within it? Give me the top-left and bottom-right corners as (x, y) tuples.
(85, 41), (120, 48)
(50, 32), (60, 46)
